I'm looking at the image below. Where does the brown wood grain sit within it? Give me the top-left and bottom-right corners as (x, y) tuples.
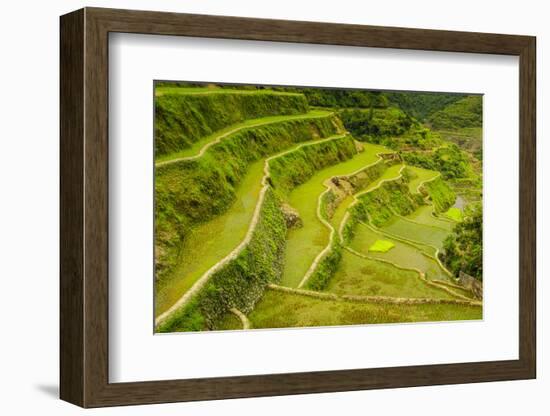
(60, 7), (536, 408)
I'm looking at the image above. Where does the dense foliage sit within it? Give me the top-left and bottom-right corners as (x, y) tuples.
(277, 88), (389, 109)
(350, 179), (422, 228)
(423, 177), (456, 213)
(339, 108), (413, 142)
(269, 135), (357, 192)
(428, 96), (482, 130)
(442, 204), (482, 280)
(385, 92), (467, 121)
(402, 144), (470, 179)
(155, 91), (309, 156)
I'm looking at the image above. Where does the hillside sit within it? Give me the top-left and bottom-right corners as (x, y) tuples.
(154, 83), (483, 333)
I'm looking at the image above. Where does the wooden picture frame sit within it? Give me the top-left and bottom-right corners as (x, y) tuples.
(60, 7), (536, 408)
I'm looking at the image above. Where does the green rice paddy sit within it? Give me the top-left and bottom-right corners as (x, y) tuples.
(280, 143), (386, 287)
(227, 289), (481, 330)
(349, 222), (451, 281)
(381, 215), (450, 249)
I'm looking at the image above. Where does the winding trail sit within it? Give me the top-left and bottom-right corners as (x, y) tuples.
(155, 133), (348, 327)
(229, 308), (251, 330)
(269, 282), (479, 306)
(156, 110), (333, 167)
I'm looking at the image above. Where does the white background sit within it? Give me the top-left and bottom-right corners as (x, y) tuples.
(0, 0), (546, 414)
(110, 34), (518, 382)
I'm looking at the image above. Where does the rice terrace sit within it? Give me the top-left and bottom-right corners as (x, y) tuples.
(154, 81), (483, 333)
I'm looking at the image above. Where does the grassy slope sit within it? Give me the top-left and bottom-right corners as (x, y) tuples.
(230, 289), (481, 330)
(155, 88), (309, 157)
(155, 87), (303, 96)
(156, 110), (331, 163)
(279, 143), (384, 287)
(406, 166), (440, 194)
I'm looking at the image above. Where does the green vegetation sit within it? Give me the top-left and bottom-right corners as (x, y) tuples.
(404, 205), (454, 231)
(428, 96), (482, 130)
(276, 141), (383, 287)
(381, 215), (450, 249)
(340, 107), (413, 143)
(442, 204), (482, 280)
(349, 176), (421, 228)
(329, 250), (453, 299)
(278, 87), (389, 109)
(349, 223), (450, 282)
(405, 166), (440, 194)
(238, 289), (481, 329)
(402, 144), (470, 179)
(156, 110), (332, 163)
(155, 89), (309, 157)
(157, 188), (286, 332)
(368, 240), (395, 253)
(154, 82), (483, 332)
(155, 115), (341, 288)
(445, 207), (463, 222)
(424, 177), (456, 213)
(385, 92), (467, 121)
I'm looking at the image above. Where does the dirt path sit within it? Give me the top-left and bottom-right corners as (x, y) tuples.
(229, 308), (251, 330)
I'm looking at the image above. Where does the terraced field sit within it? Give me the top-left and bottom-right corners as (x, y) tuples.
(154, 84), (482, 332)
(280, 143), (386, 287)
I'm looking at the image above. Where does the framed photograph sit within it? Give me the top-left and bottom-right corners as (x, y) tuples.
(60, 7), (536, 408)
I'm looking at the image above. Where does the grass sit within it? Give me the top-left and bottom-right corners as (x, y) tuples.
(155, 110), (331, 163)
(349, 223), (451, 282)
(361, 164), (404, 193)
(155, 86), (303, 96)
(216, 313), (243, 330)
(406, 166), (440, 194)
(242, 289), (481, 329)
(328, 250), (455, 299)
(280, 143), (387, 287)
(445, 207), (463, 222)
(368, 240), (395, 253)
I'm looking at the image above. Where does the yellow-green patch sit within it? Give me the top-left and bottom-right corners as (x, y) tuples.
(368, 240), (395, 253)
(445, 207), (463, 222)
